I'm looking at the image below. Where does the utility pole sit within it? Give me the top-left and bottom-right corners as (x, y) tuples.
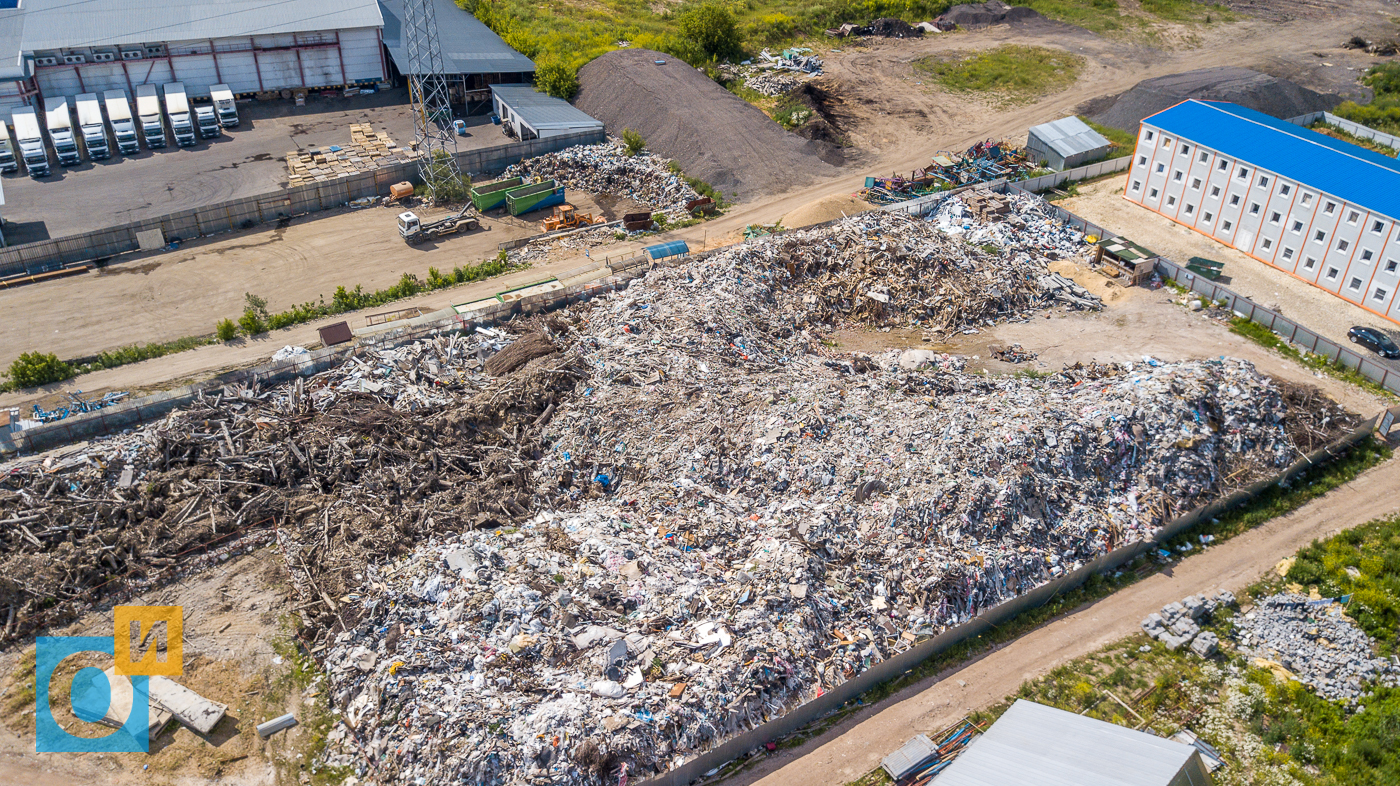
(402, 0), (463, 200)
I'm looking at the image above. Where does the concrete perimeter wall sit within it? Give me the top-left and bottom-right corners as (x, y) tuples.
(0, 129), (605, 278)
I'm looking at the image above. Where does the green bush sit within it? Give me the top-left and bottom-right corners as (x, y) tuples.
(216, 319), (238, 342)
(535, 62), (579, 100)
(7, 351), (74, 389)
(622, 128), (646, 156)
(678, 2), (742, 62)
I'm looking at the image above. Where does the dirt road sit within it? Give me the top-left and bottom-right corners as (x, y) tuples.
(730, 452), (1400, 786)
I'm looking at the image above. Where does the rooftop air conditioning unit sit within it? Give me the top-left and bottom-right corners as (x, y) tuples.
(33, 56), (58, 66)
(63, 55), (86, 64)
(92, 52), (115, 62)
(121, 50), (144, 60)
(144, 45), (165, 56)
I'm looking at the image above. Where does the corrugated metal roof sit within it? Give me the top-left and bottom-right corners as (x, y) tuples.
(0, 14), (26, 79)
(646, 240), (689, 259)
(378, 0), (534, 75)
(490, 84), (601, 131)
(1029, 116), (1111, 159)
(10, 0), (382, 51)
(934, 701), (1198, 786)
(1146, 99), (1400, 220)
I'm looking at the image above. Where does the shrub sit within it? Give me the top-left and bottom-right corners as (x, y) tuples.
(7, 351), (74, 388)
(678, 2), (742, 62)
(216, 319), (238, 342)
(622, 128), (646, 156)
(238, 309), (266, 337)
(535, 62), (579, 100)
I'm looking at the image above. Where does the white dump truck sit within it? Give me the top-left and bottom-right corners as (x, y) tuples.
(210, 84), (239, 127)
(44, 96), (80, 166)
(162, 83), (195, 147)
(12, 107), (50, 176)
(135, 84), (165, 148)
(75, 93), (109, 159)
(103, 89), (140, 155)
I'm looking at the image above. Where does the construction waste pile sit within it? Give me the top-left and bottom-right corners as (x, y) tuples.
(861, 141), (1039, 206)
(719, 49), (824, 97)
(500, 139), (700, 222)
(1233, 593), (1400, 701)
(1141, 591), (1236, 657)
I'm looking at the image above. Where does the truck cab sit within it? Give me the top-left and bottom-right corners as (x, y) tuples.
(12, 107), (50, 177)
(194, 106), (220, 139)
(0, 130), (17, 173)
(44, 97), (81, 166)
(75, 93), (109, 160)
(135, 84), (165, 148)
(163, 83), (195, 147)
(210, 85), (239, 128)
(398, 212), (423, 240)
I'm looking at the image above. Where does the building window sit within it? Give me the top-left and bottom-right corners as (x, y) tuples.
(1270, 211), (1281, 224)
(1223, 220), (1233, 232)
(1218, 160), (1229, 171)
(1230, 195), (1241, 206)
(1362, 250), (1374, 262)
(1258, 175), (1270, 187)
(1167, 195), (1177, 207)
(1150, 188), (1159, 198)
(1262, 238), (1273, 249)
(1337, 239), (1350, 252)
(1156, 163), (1166, 173)
(1373, 220), (1385, 234)
(1145, 130), (1155, 141)
(1302, 193), (1314, 206)
(1388, 260), (1399, 273)
(1377, 287), (1390, 301)
(1181, 144), (1191, 155)
(1348, 210), (1360, 224)
(1325, 201), (1336, 214)
(1327, 267), (1340, 280)
(1211, 186), (1221, 197)
(1185, 204), (1195, 214)
(1192, 178), (1202, 190)
(1174, 171), (1184, 182)
(1163, 137), (1173, 147)
(1291, 221), (1304, 233)
(1139, 155), (1147, 165)
(1304, 257), (1317, 270)
(1350, 277), (1363, 290)
(1315, 230), (1327, 242)
(1199, 151), (1208, 163)
(1281, 184), (1291, 196)
(1237, 168), (1250, 179)
(1250, 203), (1261, 215)
(1282, 247), (1295, 260)
(1132, 180), (1142, 192)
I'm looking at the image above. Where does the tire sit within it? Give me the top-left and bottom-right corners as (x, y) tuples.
(1349, 335), (1358, 343)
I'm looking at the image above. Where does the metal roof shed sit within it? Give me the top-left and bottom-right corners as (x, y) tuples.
(1027, 116), (1112, 171)
(645, 240), (689, 260)
(934, 700), (1213, 786)
(378, 0), (534, 76)
(490, 84), (602, 140)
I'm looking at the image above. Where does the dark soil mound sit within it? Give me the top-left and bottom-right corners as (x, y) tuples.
(866, 18), (922, 38)
(1089, 67), (1343, 131)
(574, 49), (842, 201)
(943, 1), (1044, 27)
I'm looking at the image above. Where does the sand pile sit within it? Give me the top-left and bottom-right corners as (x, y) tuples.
(575, 49), (843, 202)
(1089, 67), (1342, 131)
(782, 193), (871, 227)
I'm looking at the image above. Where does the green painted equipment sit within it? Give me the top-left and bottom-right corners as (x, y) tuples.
(470, 177), (523, 211)
(505, 180), (566, 216)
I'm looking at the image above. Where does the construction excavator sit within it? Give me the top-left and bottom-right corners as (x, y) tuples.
(542, 203), (606, 232)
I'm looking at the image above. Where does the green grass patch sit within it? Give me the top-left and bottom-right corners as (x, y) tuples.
(1227, 317), (1399, 402)
(915, 45), (1085, 104)
(1078, 115), (1136, 158)
(1334, 62), (1400, 136)
(1010, 0), (1231, 38)
(1309, 120), (1400, 157)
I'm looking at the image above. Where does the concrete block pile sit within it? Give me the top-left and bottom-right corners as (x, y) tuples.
(1233, 593), (1400, 700)
(1140, 591), (1235, 654)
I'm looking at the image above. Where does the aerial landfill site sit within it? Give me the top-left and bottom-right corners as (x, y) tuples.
(0, 192), (1362, 784)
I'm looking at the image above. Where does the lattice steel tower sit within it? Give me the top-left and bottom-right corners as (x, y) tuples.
(403, 0), (462, 200)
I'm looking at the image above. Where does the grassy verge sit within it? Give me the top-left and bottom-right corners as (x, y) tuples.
(1333, 63), (1400, 136)
(915, 45), (1084, 104)
(1308, 120), (1400, 157)
(720, 438), (1390, 784)
(1011, 0), (1231, 38)
(1227, 317), (1399, 402)
(1079, 115), (1136, 158)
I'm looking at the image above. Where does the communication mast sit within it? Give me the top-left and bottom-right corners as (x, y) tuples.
(402, 0), (463, 200)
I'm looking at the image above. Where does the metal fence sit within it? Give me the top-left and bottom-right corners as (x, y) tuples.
(0, 129), (606, 279)
(1287, 111), (1400, 154)
(1014, 155), (1132, 193)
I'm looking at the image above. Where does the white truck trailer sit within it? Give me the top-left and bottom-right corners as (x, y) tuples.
(75, 93), (109, 160)
(162, 83), (195, 147)
(12, 107), (50, 177)
(210, 84), (239, 128)
(103, 90), (140, 155)
(135, 84), (165, 148)
(44, 96), (80, 166)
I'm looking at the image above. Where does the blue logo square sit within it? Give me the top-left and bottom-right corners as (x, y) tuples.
(35, 636), (149, 753)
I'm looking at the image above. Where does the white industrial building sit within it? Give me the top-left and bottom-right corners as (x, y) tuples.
(1125, 99), (1400, 324)
(490, 84), (602, 141)
(0, 0), (389, 113)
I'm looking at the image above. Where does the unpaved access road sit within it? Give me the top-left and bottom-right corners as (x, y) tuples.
(730, 452), (1400, 786)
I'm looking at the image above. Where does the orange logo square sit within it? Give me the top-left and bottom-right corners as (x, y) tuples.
(113, 606), (182, 676)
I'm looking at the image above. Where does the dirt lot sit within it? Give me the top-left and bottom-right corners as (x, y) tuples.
(0, 88), (514, 241)
(1060, 176), (1400, 363)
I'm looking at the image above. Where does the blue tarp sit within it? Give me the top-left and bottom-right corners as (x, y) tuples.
(645, 240), (690, 260)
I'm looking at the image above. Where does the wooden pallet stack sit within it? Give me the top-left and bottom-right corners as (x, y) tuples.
(286, 124), (404, 186)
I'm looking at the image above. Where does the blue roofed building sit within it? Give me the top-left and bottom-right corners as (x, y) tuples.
(1124, 99), (1400, 324)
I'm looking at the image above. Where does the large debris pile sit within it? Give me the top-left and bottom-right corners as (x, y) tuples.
(500, 139), (700, 216)
(1234, 593), (1400, 700)
(314, 214), (1356, 784)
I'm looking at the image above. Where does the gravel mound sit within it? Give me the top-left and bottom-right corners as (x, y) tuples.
(943, 1), (1044, 27)
(1234, 593), (1399, 701)
(575, 49), (842, 201)
(1090, 67), (1342, 131)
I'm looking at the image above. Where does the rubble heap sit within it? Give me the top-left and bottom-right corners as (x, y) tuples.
(316, 217), (1356, 784)
(1233, 593), (1400, 700)
(500, 139), (701, 219)
(1141, 590), (1236, 656)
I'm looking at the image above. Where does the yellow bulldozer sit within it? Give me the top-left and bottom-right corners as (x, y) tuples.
(542, 204), (606, 232)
